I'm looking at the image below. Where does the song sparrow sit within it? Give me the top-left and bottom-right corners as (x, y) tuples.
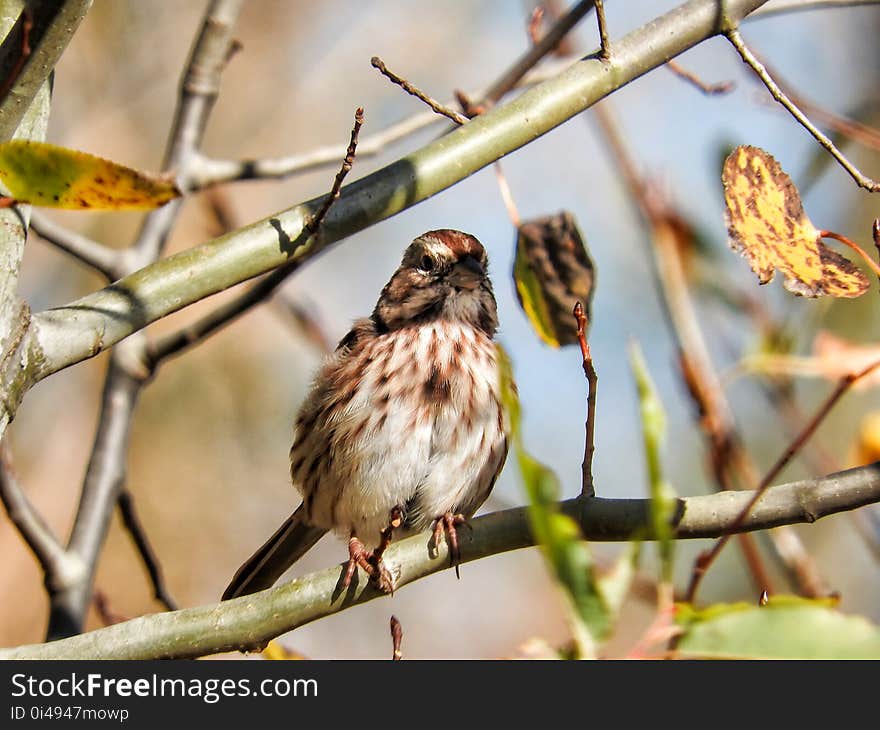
(223, 229), (509, 599)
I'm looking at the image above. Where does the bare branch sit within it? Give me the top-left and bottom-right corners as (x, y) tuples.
(0, 442), (75, 588)
(573, 302), (597, 497)
(750, 0), (880, 18)
(371, 57), (468, 125)
(726, 28), (880, 192)
(0, 1), (92, 140)
(480, 0), (596, 107)
(187, 56), (578, 188)
(665, 60), (734, 95)
(2, 461), (878, 660)
(146, 106), (365, 368)
(44, 0), (244, 640)
(19, 0), (769, 396)
(28, 212), (122, 281)
(117, 489), (178, 612)
(305, 108), (365, 233)
(594, 0), (610, 60)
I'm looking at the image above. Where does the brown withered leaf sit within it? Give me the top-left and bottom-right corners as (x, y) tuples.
(722, 145), (868, 298)
(513, 212), (596, 347)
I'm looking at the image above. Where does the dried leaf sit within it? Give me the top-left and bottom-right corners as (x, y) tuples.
(722, 145), (868, 298)
(513, 211), (596, 347)
(0, 140), (180, 210)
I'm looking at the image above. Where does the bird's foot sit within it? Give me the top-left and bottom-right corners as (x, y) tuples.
(431, 512), (469, 579)
(342, 506), (403, 593)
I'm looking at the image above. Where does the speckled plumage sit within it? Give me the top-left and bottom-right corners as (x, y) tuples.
(223, 230), (509, 600)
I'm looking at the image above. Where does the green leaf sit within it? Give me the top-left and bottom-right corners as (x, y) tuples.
(497, 345), (611, 655)
(0, 140), (180, 210)
(513, 238), (560, 347)
(676, 596), (880, 659)
(629, 341), (677, 583)
(597, 543), (642, 620)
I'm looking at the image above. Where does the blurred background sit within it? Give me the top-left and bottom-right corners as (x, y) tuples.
(2, 0), (879, 658)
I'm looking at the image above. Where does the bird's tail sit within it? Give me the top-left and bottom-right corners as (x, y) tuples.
(222, 505), (327, 600)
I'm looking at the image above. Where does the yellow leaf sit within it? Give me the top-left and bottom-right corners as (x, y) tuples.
(0, 140), (180, 210)
(722, 145), (868, 298)
(853, 411), (880, 466)
(261, 640), (306, 660)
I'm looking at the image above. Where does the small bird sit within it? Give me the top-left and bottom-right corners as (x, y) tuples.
(223, 229), (509, 599)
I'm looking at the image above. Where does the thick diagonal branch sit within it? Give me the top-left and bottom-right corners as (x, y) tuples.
(18, 0), (769, 398)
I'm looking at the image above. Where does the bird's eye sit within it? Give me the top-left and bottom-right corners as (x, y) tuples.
(419, 254), (435, 272)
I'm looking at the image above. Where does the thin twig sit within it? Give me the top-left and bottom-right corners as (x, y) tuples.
(685, 356), (880, 603)
(760, 91), (880, 152)
(390, 615), (403, 660)
(574, 301), (597, 497)
(750, 0), (880, 18)
(371, 57), (468, 125)
(28, 212), (123, 281)
(873, 220), (880, 287)
(594, 0), (610, 60)
(493, 163), (520, 227)
(305, 107), (364, 233)
(147, 106), (365, 368)
(4, 462), (880, 660)
(271, 294), (334, 354)
(527, 6), (545, 45)
(117, 489), (178, 611)
(93, 589), (128, 626)
(726, 28), (880, 192)
(0, 441), (69, 584)
(480, 0), (595, 107)
(818, 229), (880, 277)
(665, 59), (734, 95)
(187, 55), (579, 188)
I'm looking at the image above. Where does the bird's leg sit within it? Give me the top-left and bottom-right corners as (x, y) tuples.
(343, 535), (373, 588)
(431, 512), (469, 579)
(342, 506), (403, 593)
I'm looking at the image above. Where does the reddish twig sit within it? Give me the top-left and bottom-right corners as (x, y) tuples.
(665, 59), (734, 95)
(527, 6), (545, 45)
(306, 107), (365, 233)
(574, 302), (597, 497)
(493, 164), (521, 228)
(873, 220), (880, 287)
(390, 615), (403, 660)
(818, 229), (880, 278)
(686, 356), (880, 603)
(371, 58), (468, 125)
(93, 590), (128, 627)
(479, 0), (595, 109)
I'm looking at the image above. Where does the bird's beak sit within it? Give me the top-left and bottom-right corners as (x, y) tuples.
(448, 255), (484, 290)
